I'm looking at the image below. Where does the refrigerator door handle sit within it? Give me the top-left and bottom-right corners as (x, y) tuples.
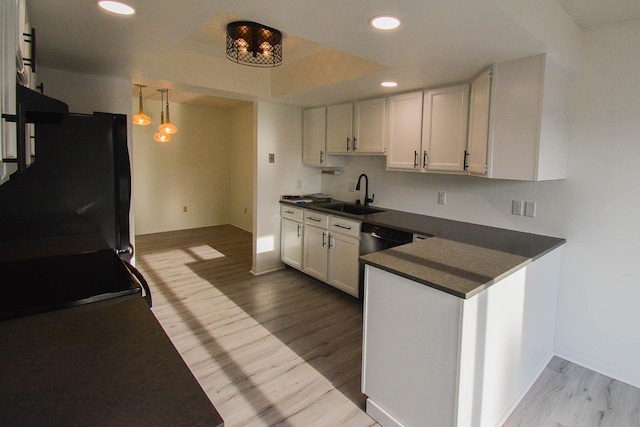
(122, 261), (152, 308)
(116, 246), (134, 257)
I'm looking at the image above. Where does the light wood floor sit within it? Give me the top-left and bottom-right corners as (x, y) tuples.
(135, 225), (640, 427)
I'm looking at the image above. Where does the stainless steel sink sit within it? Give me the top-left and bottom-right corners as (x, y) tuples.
(320, 203), (385, 215)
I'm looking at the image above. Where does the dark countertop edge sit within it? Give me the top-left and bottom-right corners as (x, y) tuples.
(283, 200), (566, 258)
(360, 257), (530, 299)
(360, 239), (565, 299)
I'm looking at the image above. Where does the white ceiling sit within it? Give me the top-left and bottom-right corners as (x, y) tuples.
(26, 0), (640, 109)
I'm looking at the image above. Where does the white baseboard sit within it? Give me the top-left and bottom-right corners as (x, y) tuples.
(366, 398), (405, 427)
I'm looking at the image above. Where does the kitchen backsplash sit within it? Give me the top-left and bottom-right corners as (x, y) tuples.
(319, 155), (567, 237)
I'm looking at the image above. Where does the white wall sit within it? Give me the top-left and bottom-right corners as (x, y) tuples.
(253, 102), (321, 275)
(554, 19), (640, 387)
(227, 104), (255, 232)
(132, 99), (235, 235)
(321, 19), (640, 388)
(38, 68), (131, 116)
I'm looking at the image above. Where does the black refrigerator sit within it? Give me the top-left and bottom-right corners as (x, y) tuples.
(0, 110), (151, 319)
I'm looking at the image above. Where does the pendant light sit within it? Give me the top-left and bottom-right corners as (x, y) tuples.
(158, 89), (177, 135)
(154, 90), (172, 143)
(132, 84), (151, 126)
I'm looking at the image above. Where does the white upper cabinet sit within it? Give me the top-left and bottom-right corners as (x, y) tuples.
(302, 107), (344, 168)
(468, 54), (570, 181)
(327, 98), (386, 155)
(326, 102), (354, 153)
(387, 86), (468, 173)
(422, 84), (469, 172)
(353, 98), (386, 154)
(466, 68), (492, 176)
(386, 91), (423, 171)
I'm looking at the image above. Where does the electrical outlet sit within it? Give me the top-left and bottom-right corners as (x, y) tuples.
(348, 182), (356, 192)
(296, 179), (302, 189)
(524, 201), (537, 217)
(511, 200), (523, 215)
(269, 153), (275, 163)
(437, 191), (446, 205)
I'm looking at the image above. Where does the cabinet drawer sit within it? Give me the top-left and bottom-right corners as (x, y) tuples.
(330, 217), (361, 238)
(304, 211), (329, 229)
(280, 205), (303, 222)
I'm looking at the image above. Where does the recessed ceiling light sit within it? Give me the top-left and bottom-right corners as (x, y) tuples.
(370, 16), (401, 30)
(98, 1), (136, 15)
(381, 81), (398, 88)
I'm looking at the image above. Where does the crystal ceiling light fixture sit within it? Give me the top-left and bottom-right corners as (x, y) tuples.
(97, 1), (136, 15)
(226, 21), (283, 67)
(153, 89), (172, 143)
(157, 89), (178, 135)
(369, 15), (401, 30)
(132, 84), (151, 126)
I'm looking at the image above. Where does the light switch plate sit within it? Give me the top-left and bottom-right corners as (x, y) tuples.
(438, 191), (446, 205)
(512, 200), (523, 215)
(525, 201), (537, 217)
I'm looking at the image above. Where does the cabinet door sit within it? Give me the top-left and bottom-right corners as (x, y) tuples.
(281, 218), (303, 270)
(303, 225), (328, 281)
(326, 102), (353, 153)
(466, 67), (492, 176)
(302, 107), (326, 166)
(353, 98), (386, 154)
(328, 233), (360, 297)
(386, 91), (423, 170)
(1, 0), (19, 184)
(422, 84), (469, 172)
(362, 266), (460, 427)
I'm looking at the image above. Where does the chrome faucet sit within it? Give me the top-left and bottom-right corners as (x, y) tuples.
(356, 173), (374, 207)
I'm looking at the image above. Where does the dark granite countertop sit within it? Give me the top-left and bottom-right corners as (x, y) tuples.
(281, 200), (565, 298)
(0, 297), (224, 426)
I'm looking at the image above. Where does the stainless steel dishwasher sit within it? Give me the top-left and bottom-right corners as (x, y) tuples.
(358, 223), (415, 298)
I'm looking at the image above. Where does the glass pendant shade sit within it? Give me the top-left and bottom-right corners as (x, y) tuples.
(153, 89), (171, 142)
(132, 85), (151, 125)
(158, 103), (177, 135)
(153, 131), (171, 142)
(158, 90), (178, 134)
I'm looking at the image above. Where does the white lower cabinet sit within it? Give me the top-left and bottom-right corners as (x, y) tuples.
(281, 218), (303, 269)
(282, 206), (361, 297)
(303, 223), (329, 281)
(328, 216), (361, 297)
(280, 206), (304, 269)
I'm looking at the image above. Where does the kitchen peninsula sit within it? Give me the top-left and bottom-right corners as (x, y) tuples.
(295, 201), (565, 427)
(332, 206), (565, 426)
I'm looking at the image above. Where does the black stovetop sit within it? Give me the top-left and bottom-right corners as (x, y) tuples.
(0, 248), (140, 321)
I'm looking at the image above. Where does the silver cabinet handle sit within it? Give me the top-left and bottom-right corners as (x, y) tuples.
(334, 224), (352, 230)
(285, 210), (294, 214)
(414, 150), (418, 168)
(328, 234), (334, 249)
(320, 150), (325, 164)
(297, 224), (302, 238)
(423, 150), (428, 168)
(307, 216), (322, 222)
(353, 137), (358, 150)
(322, 232), (327, 247)
(347, 137), (351, 151)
